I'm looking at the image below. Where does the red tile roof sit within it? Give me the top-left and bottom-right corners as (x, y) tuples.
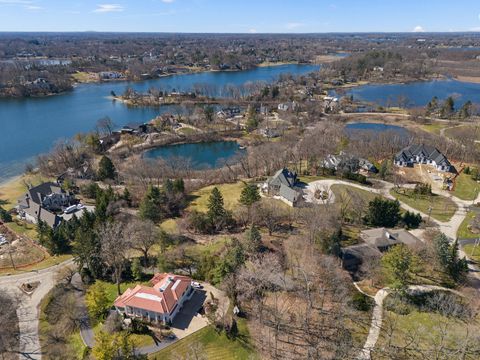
(114, 273), (192, 315)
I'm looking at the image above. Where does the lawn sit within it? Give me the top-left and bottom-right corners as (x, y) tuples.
(5, 220), (38, 239)
(462, 244), (480, 263)
(330, 184), (379, 204)
(376, 306), (480, 359)
(420, 123), (447, 135)
(390, 188), (457, 222)
(187, 181), (245, 212)
(149, 319), (256, 360)
(457, 211), (479, 239)
(453, 173), (479, 201)
(0, 173), (51, 210)
(0, 254), (72, 276)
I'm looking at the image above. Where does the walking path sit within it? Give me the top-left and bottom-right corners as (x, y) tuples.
(357, 285), (465, 360)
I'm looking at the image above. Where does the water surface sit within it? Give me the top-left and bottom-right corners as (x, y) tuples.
(144, 141), (245, 169)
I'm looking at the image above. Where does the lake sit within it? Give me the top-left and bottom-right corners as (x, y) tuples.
(339, 79), (480, 108)
(345, 122), (408, 137)
(0, 64), (319, 182)
(144, 141), (245, 169)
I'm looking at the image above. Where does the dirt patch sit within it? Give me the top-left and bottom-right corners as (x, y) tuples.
(0, 224), (46, 269)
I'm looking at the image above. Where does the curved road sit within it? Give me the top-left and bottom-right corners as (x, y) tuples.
(0, 258), (75, 359)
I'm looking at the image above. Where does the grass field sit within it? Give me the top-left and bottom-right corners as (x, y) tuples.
(149, 319), (256, 360)
(376, 307), (480, 359)
(187, 182), (245, 212)
(6, 220), (38, 239)
(0, 173), (51, 210)
(457, 211), (479, 239)
(462, 244), (480, 263)
(453, 173), (479, 201)
(420, 123), (447, 135)
(0, 254), (72, 276)
(390, 188), (457, 222)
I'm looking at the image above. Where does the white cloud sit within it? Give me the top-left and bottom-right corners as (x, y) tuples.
(286, 22), (304, 30)
(248, 28), (257, 33)
(94, 4), (124, 13)
(470, 27), (480, 31)
(25, 4), (41, 10)
(412, 25), (425, 33)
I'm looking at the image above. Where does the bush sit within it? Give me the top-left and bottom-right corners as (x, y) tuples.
(0, 207), (12, 223)
(350, 292), (373, 312)
(384, 294), (414, 315)
(402, 211), (422, 229)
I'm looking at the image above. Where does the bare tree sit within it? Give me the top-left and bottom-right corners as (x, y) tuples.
(97, 221), (131, 295)
(126, 219), (160, 266)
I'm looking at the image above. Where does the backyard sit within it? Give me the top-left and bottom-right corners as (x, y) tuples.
(453, 173), (479, 201)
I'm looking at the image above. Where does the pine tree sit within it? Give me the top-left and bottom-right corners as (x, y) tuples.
(239, 183), (261, 207)
(139, 185), (164, 222)
(97, 156), (116, 181)
(245, 225), (262, 254)
(131, 258), (143, 281)
(207, 187), (226, 223)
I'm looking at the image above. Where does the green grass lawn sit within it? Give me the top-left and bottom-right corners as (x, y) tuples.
(149, 319), (256, 360)
(390, 188), (457, 222)
(453, 173), (479, 201)
(420, 123), (447, 135)
(331, 184), (379, 203)
(5, 220), (38, 239)
(462, 244), (480, 263)
(0, 173), (52, 210)
(0, 254), (72, 276)
(187, 181), (245, 212)
(457, 211), (479, 239)
(376, 308), (480, 359)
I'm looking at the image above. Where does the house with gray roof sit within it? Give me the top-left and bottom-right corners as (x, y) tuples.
(263, 168), (301, 206)
(360, 227), (424, 252)
(324, 152), (377, 174)
(17, 182), (75, 228)
(394, 144), (452, 172)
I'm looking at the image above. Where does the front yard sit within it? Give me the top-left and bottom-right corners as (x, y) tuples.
(453, 173), (479, 201)
(187, 182), (244, 212)
(457, 211), (479, 239)
(149, 319), (256, 360)
(390, 188), (457, 222)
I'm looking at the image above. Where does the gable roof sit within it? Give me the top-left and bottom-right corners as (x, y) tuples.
(268, 168), (297, 188)
(361, 228), (423, 249)
(395, 144), (451, 166)
(279, 184), (300, 204)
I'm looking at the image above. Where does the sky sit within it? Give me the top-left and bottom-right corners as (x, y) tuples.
(1, 0), (480, 33)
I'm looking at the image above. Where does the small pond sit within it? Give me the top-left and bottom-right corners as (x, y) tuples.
(143, 141), (246, 169)
(345, 122), (409, 137)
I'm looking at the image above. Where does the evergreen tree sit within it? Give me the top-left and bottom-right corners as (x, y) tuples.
(322, 228), (342, 256)
(402, 211), (422, 229)
(139, 185), (164, 222)
(245, 225), (262, 254)
(366, 197), (401, 227)
(131, 258), (143, 281)
(85, 282), (110, 319)
(97, 156), (116, 181)
(433, 233), (468, 283)
(239, 183), (261, 207)
(122, 187), (132, 206)
(381, 244), (421, 292)
(207, 187), (226, 224)
(173, 178), (185, 193)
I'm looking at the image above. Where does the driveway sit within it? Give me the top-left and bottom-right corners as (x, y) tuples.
(0, 258), (74, 360)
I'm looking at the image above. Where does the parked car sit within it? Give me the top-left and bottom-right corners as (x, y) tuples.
(191, 281), (203, 289)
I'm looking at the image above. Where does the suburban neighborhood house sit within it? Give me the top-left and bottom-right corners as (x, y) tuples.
(342, 227), (423, 271)
(16, 181), (89, 228)
(17, 182), (74, 228)
(394, 144), (453, 172)
(114, 273), (195, 324)
(263, 168), (301, 206)
(323, 152), (378, 174)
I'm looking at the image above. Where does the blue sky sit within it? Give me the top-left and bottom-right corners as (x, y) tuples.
(1, 0), (480, 33)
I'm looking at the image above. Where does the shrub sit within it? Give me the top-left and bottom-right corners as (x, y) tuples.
(350, 292), (373, 312)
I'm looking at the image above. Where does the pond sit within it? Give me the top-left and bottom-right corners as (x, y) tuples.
(338, 79), (480, 108)
(345, 122), (409, 137)
(143, 141), (246, 170)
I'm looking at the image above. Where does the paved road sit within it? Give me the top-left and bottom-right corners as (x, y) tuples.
(0, 258), (74, 360)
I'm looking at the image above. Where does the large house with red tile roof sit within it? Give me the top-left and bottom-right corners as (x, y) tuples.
(114, 273), (195, 324)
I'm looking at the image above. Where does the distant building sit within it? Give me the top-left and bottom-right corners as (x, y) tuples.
(394, 144), (452, 172)
(324, 152), (377, 174)
(114, 273), (195, 324)
(263, 168), (301, 207)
